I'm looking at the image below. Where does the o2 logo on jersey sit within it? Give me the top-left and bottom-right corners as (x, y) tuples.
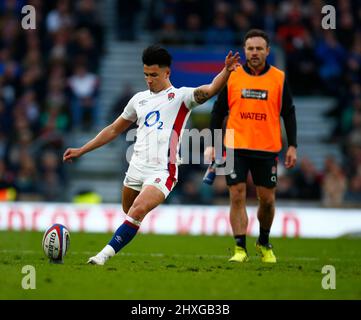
(144, 111), (163, 129)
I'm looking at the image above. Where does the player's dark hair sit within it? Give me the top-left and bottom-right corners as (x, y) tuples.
(142, 45), (172, 67)
(243, 29), (270, 47)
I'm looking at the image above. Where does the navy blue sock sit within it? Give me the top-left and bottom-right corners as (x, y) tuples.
(108, 220), (139, 253)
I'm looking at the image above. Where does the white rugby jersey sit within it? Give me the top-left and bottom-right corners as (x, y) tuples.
(120, 86), (199, 172)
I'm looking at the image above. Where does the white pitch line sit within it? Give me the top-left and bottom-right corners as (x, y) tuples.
(0, 249), (352, 262)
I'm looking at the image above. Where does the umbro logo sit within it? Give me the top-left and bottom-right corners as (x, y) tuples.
(115, 235), (123, 243)
(139, 99), (148, 106)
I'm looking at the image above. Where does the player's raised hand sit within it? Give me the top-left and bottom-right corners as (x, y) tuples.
(63, 148), (83, 163)
(225, 51), (241, 72)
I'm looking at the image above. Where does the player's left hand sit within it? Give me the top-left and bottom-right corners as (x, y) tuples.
(63, 148), (83, 163)
(285, 146), (297, 169)
(225, 51), (241, 72)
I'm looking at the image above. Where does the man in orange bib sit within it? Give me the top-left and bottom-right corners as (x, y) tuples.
(205, 29), (297, 263)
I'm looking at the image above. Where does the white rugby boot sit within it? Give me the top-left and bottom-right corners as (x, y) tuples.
(87, 253), (108, 265)
(87, 245), (115, 265)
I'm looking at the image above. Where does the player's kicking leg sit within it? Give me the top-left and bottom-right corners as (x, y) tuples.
(121, 185), (141, 215)
(88, 185), (165, 265)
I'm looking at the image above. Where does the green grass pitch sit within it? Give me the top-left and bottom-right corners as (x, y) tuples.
(0, 231), (360, 299)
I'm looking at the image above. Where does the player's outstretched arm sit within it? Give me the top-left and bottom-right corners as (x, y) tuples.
(193, 51), (240, 104)
(63, 116), (134, 163)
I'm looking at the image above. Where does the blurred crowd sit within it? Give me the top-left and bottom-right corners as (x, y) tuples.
(0, 0), (104, 201)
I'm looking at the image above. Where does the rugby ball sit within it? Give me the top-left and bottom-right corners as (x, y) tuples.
(42, 224), (70, 263)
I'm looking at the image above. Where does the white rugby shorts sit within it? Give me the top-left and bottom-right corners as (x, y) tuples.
(123, 162), (177, 198)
